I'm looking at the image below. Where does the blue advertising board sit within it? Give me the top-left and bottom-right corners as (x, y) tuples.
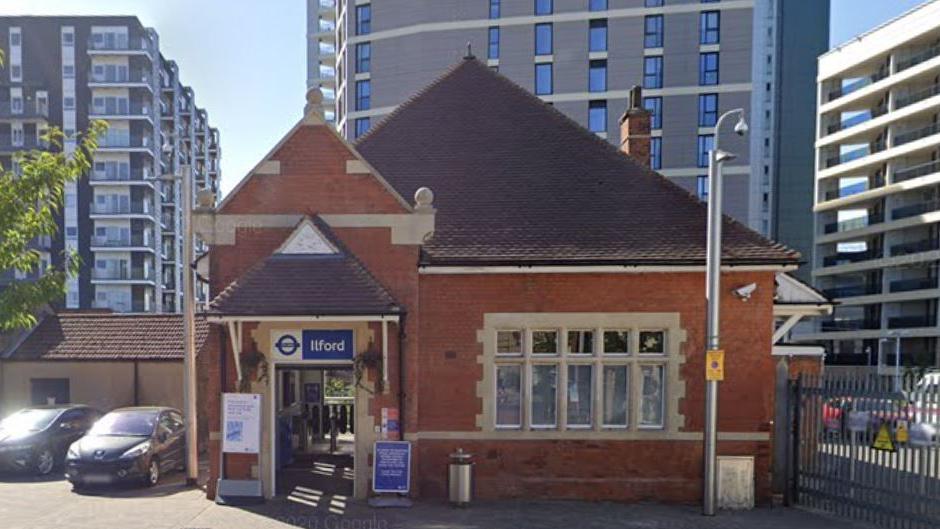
(372, 441), (411, 493)
(272, 330), (354, 361)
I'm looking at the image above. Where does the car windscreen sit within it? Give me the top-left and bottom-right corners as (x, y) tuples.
(88, 411), (158, 437)
(0, 408), (62, 432)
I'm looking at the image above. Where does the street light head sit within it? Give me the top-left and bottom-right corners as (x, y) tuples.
(733, 115), (749, 136)
(715, 149), (737, 163)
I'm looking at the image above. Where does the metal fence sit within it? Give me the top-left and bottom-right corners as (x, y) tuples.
(790, 373), (940, 529)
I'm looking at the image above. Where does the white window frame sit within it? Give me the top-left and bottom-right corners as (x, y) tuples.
(491, 324), (671, 432)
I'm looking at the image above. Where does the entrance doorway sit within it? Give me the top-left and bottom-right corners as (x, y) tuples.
(274, 365), (356, 510)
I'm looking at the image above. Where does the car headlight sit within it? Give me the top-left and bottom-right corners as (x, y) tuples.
(66, 442), (80, 460)
(120, 441), (151, 460)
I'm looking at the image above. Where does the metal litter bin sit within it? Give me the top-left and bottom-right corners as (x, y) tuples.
(448, 448), (473, 506)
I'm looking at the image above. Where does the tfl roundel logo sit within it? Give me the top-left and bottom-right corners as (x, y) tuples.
(275, 333), (301, 356)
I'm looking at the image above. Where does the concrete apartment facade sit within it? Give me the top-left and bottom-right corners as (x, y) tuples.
(0, 16), (221, 314)
(806, 0), (940, 368)
(306, 0), (829, 263)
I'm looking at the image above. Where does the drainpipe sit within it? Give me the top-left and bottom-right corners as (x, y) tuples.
(397, 312), (407, 437)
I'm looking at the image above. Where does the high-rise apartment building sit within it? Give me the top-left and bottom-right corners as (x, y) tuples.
(307, 0), (829, 258)
(0, 17), (221, 314)
(807, 0), (940, 367)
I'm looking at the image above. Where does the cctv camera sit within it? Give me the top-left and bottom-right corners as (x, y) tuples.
(733, 283), (757, 301)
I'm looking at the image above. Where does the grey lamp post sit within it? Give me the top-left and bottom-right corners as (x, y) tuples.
(703, 108), (748, 516)
(159, 147), (199, 485)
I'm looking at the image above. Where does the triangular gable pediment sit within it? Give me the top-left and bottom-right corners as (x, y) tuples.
(276, 218), (338, 255)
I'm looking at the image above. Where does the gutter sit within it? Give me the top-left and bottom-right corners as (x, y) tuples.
(397, 312), (407, 438)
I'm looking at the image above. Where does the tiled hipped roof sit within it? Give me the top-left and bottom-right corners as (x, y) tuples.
(5, 313), (210, 361)
(356, 58), (800, 266)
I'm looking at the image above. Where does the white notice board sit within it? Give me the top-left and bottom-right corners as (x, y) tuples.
(222, 393), (262, 454)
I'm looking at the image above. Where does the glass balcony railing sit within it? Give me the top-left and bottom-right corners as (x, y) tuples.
(90, 202), (152, 215)
(888, 315), (934, 329)
(90, 169), (151, 182)
(895, 83), (940, 110)
(824, 180), (871, 201)
(826, 107), (888, 135)
(822, 251), (881, 267)
(91, 235), (151, 248)
(822, 283), (882, 297)
(0, 137), (48, 151)
(897, 43), (940, 72)
(828, 70), (889, 102)
(892, 201), (937, 220)
(826, 143), (884, 168)
(92, 300), (149, 312)
(889, 277), (938, 293)
(821, 318), (881, 331)
(893, 159), (940, 183)
(89, 102), (151, 117)
(823, 213), (882, 234)
(92, 269), (155, 281)
(890, 238), (940, 256)
(87, 36), (153, 54)
(98, 136), (152, 149)
(894, 121), (940, 148)
(89, 70), (151, 84)
(0, 102), (49, 119)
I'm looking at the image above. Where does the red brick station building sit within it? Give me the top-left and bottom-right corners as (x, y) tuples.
(196, 58), (811, 504)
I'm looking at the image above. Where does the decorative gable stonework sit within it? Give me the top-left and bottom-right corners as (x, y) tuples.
(277, 219), (337, 255)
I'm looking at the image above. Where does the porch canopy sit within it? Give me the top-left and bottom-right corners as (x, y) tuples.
(206, 216), (402, 382)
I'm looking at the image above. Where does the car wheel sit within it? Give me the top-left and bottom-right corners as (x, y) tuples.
(34, 448), (56, 476)
(146, 458), (160, 487)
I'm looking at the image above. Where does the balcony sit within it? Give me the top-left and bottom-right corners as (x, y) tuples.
(827, 70), (889, 102)
(90, 235), (153, 249)
(888, 315), (934, 329)
(825, 142), (885, 168)
(824, 179), (876, 201)
(897, 43), (940, 73)
(889, 277), (938, 293)
(823, 213), (883, 234)
(821, 318), (880, 331)
(87, 37), (154, 57)
(893, 159), (940, 183)
(823, 250), (881, 267)
(822, 283), (882, 298)
(895, 82), (940, 110)
(0, 102), (49, 120)
(892, 201), (937, 220)
(97, 136), (154, 153)
(0, 137), (49, 153)
(88, 70), (152, 89)
(894, 121), (940, 148)
(826, 107), (887, 135)
(88, 102), (152, 120)
(92, 300), (149, 313)
(92, 268), (155, 281)
(89, 202), (153, 216)
(890, 238), (940, 256)
(89, 169), (152, 184)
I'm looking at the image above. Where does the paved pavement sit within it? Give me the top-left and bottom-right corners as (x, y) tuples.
(0, 470), (875, 529)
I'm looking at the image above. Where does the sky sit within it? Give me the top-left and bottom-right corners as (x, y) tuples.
(0, 0), (932, 196)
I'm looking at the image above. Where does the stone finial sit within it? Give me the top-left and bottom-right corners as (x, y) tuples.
(303, 88), (327, 124)
(414, 187), (435, 211)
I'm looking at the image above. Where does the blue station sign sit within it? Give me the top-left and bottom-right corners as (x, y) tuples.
(272, 330), (354, 361)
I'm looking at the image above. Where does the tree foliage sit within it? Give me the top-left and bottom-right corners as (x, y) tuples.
(0, 116), (107, 331)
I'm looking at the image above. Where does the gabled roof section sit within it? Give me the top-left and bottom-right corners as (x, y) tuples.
(775, 273), (832, 306)
(216, 105), (412, 214)
(356, 58), (800, 267)
(209, 217), (400, 317)
(5, 313), (210, 361)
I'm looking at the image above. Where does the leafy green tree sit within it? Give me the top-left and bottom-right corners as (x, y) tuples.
(0, 50), (107, 330)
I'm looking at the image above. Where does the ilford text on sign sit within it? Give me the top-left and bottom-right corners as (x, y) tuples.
(272, 330), (354, 361)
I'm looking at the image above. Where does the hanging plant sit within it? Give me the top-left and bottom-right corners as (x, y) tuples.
(353, 348), (383, 394)
(239, 349), (268, 393)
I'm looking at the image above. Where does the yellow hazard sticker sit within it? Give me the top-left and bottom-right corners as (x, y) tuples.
(706, 350), (724, 381)
(896, 421), (909, 444)
(871, 423), (896, 452)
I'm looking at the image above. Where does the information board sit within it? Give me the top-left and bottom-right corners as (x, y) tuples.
(222, 393), (262, 454)
(372, 441), (411, 493)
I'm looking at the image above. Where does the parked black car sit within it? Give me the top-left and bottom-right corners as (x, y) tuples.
(0, 405), (100, 476)
(65, 407), (185, 489)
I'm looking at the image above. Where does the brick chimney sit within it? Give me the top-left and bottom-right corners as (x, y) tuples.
(619, 85), (651, 167)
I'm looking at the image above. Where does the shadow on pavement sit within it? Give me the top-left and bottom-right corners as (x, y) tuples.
(0, 470), (67, 483)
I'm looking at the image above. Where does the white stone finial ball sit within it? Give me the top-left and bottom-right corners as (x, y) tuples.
(414, 187), (434, 207)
